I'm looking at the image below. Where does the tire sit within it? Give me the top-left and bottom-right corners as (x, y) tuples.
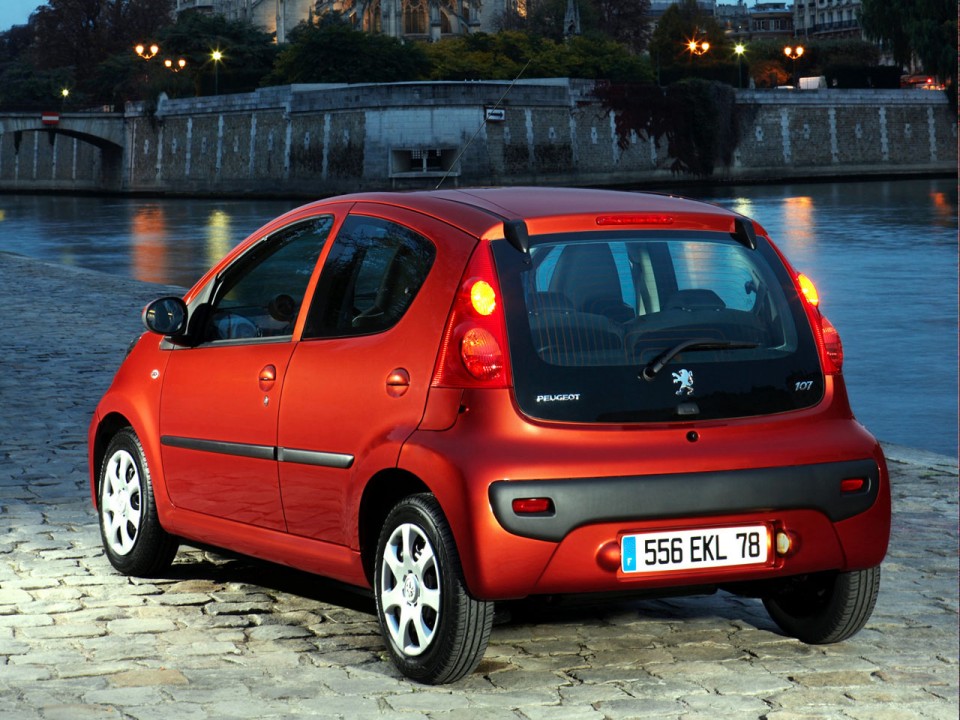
(374, 494), (494, 684)
(762, 566), (881, 644)
(98, 429), (178, 577)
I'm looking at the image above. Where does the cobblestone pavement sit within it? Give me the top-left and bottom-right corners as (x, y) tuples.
(1, 253), (957, 720)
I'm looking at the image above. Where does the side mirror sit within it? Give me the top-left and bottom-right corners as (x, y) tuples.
(142, 296), (188, 336)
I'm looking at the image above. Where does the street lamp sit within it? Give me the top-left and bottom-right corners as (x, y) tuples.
(687, 38), (710, 56)
(784, 45), (804, 88)
(211, 50), (223, 95)
(734, 43), (746, 89)
(134, 43), (159, 60)
(164, 58), (187, 73)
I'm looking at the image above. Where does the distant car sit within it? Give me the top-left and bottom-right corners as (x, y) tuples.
(89, 188), (890, 684)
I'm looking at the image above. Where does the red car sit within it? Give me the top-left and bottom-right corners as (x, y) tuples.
(89, 188), (890, 683)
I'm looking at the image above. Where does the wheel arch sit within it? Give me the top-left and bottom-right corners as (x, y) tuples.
(357, 468), (431, 585)
(90, 411), (135, 507)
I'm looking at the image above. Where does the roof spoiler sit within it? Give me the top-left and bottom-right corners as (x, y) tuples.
(503, 220), (530, 254)
(732, 217), (757, 250)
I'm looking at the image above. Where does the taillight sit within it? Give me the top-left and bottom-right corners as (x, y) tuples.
(432, 244), (511, 388)
(795, 272), (843, 374)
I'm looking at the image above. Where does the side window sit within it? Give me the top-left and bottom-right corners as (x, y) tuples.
(302, 215), (436, 339)
(204, 216), (333, 342)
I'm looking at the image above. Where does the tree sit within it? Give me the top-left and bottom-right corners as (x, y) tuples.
(860, 0), (956, 94)
(649, 0), (727, 70)
(28, 0), (174, 90)
(423, 31), (651, 83)
(859, 0), (916, 70)
(266, 16), (430, 85)
(591, 0), (652, 54)
(597, 78), (739, 176)
(158, 10), (277, 96)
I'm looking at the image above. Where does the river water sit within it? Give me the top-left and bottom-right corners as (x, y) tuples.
(1, 178), (956, 457)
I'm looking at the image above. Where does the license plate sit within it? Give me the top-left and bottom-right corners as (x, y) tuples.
(621, 525), (769, 574)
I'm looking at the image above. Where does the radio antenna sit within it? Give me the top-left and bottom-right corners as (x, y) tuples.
(435, 59), (531, 190)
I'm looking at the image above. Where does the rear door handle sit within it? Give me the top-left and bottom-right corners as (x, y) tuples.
(386, 368), (410, 397)
(259, 364), (277, 391)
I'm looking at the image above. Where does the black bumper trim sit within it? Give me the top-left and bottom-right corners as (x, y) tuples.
(489, 459), (880, 542)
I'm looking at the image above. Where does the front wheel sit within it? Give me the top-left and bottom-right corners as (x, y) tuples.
(98, 429), (178, 577)
(762, 566), (880, 644)
(374, 494), (493, 684)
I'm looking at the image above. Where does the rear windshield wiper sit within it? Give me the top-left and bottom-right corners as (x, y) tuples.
(640, 339), (760, 381)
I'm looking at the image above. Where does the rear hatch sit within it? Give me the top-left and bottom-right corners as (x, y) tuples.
(491, 228), (823, 423)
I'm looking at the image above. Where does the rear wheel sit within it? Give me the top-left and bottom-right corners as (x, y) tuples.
(98, 429), (178, 577)
(374, 494), (493, 684)
(762, 566), (880, 644)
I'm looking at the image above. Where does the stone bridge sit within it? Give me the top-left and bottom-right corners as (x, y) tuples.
(0, 110), (126, 191)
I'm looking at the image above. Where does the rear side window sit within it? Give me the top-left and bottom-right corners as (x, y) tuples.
(493, 231), (822, 423)
(302, 215), (436, 338)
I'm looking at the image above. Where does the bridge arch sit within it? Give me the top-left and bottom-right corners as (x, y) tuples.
(0, 112), (126, 191)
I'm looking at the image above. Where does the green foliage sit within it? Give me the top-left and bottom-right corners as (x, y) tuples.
(859, 0), (917, 69)
(502, 0), (651, 54)
(267, 17), (430, 85)
(27, 0), (175, 97)
(860, 0), (956, 101)
(597, 79), (739, 177)
(0, 62), (75, 110)
(591, 0), (652, 54)
(423, 31), (651, 83)
(159, 10), (278, 96)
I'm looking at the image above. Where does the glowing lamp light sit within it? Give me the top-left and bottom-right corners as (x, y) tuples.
(797, 273), (819, 307)
(135, 43), (159, 60)
(469, 280), (497, 316)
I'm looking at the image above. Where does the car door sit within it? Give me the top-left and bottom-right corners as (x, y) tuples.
(159, 214), (337, 530)
(277, 206), (476, 545)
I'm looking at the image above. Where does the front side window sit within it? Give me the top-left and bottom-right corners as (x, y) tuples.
(302, 215), (436, 339)
(203, 216), (333, 342)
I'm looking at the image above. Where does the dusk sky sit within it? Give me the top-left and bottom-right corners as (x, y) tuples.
(0, 0), (42, 31)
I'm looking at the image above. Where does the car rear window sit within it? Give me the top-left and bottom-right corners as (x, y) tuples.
(492, 230), (823, 423)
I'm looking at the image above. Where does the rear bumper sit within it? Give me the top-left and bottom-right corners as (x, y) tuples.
(489, 458), (880, 542)
(401, 385), (891, 601)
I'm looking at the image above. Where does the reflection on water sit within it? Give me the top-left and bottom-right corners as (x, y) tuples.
(207, 209), (233, 270)
(686, 178), (958, 458)
(132, 205), (168, 284)
(0, 195), (298, 287)
(0, 179), (956, 457)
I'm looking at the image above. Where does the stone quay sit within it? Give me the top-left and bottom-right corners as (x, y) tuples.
(0, 82), (956, 197)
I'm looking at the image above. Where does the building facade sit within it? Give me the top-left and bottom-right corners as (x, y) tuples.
(173, 0), (513, 42)
(793, 0), (862, 39)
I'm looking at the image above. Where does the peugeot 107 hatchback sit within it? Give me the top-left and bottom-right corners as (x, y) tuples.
(89, 187), (890, 684)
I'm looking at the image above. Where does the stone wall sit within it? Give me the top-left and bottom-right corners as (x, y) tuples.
(0, 81), (954, 197)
